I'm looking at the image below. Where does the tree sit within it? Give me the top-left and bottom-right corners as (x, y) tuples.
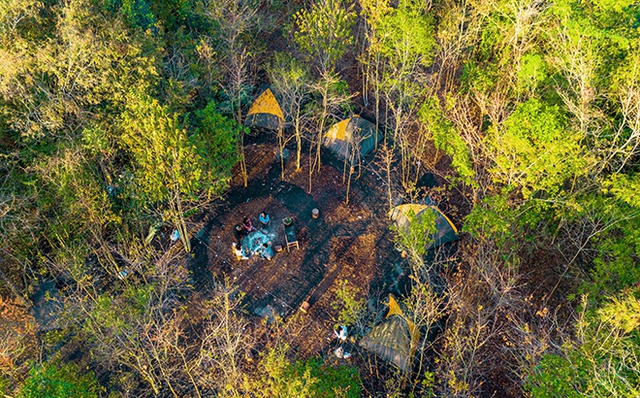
(18, 359), (99, 398)
(485, 98), (587, 199)
(358, 0), (393, 123)
(197, 281), (255, 396)
(365, 0), (438, 188)
(418, 95), (476, 188)
(527, 294), (640, 397)
(0, 0), (158, 144)
(253, 345), (362, 398)
(391, 208), (437, 272)
(293, 0), (356, 74)
(199, 0), (263, 187)
(306, 71), (354, 193)
(268, 52), (311, 172)
(120, 93), (239, 252)
(75, 245), (198, 397)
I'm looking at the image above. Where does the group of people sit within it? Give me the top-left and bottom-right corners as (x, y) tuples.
(333, 325), (352, 359)
(233, 216), (256, 245)
(232, 212), (272, 260)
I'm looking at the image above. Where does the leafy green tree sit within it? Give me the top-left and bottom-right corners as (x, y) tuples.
(293, 0), (356, 74)
(78, 249), (198, 397)
(419, 95), (476, 187)
(545, 0), (640, 176)
(574, 191), (640, 298)
(120, 93), (239, 251)
(391, 208), (437, 272)
(527, 294), (640, 397)
(255, 345), (362, 398)
(374, 0), (437, 72)
(306, 71), (354, 193)
(0, 0), (159, 143)
(18, 360), (99, 398)
(198, 0), (263, 187)
(330, 279), (365, 326)
(0, 0), (41, 44)
(365, 0), (438, 188)
(101, 0), (157, 29)
(485, 99), (587, 199)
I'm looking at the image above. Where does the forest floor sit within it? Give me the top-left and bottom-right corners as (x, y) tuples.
(182, 133), (457, 393)
(189, 134), (405, 354)
(179, 133), (578, 397)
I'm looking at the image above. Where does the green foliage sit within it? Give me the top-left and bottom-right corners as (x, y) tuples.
(293, 0), (356, 72)
(35, 146), (117, 223)
(268, 52), (311, 111)
(258, 345), (317, 398)
(552, 188), (640, 298)
(120, 93), (238, 206)
(18, 360), (100, 398)
(391, 206), (437, 270)
(375, 0), (437, 70)
(30, 146), (122, 278)
(592, 0), (636, 13)
(588, 216), (640, 297)
(460, 61), (500, 96)
(193, 100), (241, 195)
(86, 284), (154, 335)
(258, 346), (362, 398)
(0, 377), (8, 396)
(486, 99), (587, 199)
(419, 96), (475, 186)
(330, 279), (365, 326)
(102, 0), (157, 29)
(2, 0), (640, 396)
(0, 0), (160, 143)
(527, 294), (640, 397)
(0, 0), (42, 42)
(293, 357), (361, 398)
(517, 53), (548, 93)
(603, 173), (640, 208)
(598, 293), (640, 334)
(463, 192), (517, 245)
(121, 92), (197, 204)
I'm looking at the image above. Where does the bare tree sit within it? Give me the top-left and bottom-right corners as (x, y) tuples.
(201, 0), (263, 187)
(306, 71), (355, 193)
(197, 280), (256, 397)
(268, 53), (311, 172)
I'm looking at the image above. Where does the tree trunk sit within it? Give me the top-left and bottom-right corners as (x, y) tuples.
(278, 122), (285, 179)
(295, 109), (302, 170)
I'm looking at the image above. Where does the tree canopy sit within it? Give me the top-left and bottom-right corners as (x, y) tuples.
(1, 0), (639, 396)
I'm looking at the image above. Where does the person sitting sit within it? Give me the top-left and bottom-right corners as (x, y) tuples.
(242, 216), (256, 233)
(232, 242), (248, 260)
(258, 242), (274, 260)
(334, 325), (348, 341)
(259, 212), (270, 228)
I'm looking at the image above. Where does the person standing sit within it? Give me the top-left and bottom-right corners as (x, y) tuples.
(233, 224), (245, 245)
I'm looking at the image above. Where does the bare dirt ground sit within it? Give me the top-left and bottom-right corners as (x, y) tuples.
(188, 134), (408, 360)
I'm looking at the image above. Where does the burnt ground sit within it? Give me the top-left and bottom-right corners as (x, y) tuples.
(188, 134), (409, 358)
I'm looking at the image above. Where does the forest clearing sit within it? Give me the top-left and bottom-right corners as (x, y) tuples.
(1, 0), (640, 397)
